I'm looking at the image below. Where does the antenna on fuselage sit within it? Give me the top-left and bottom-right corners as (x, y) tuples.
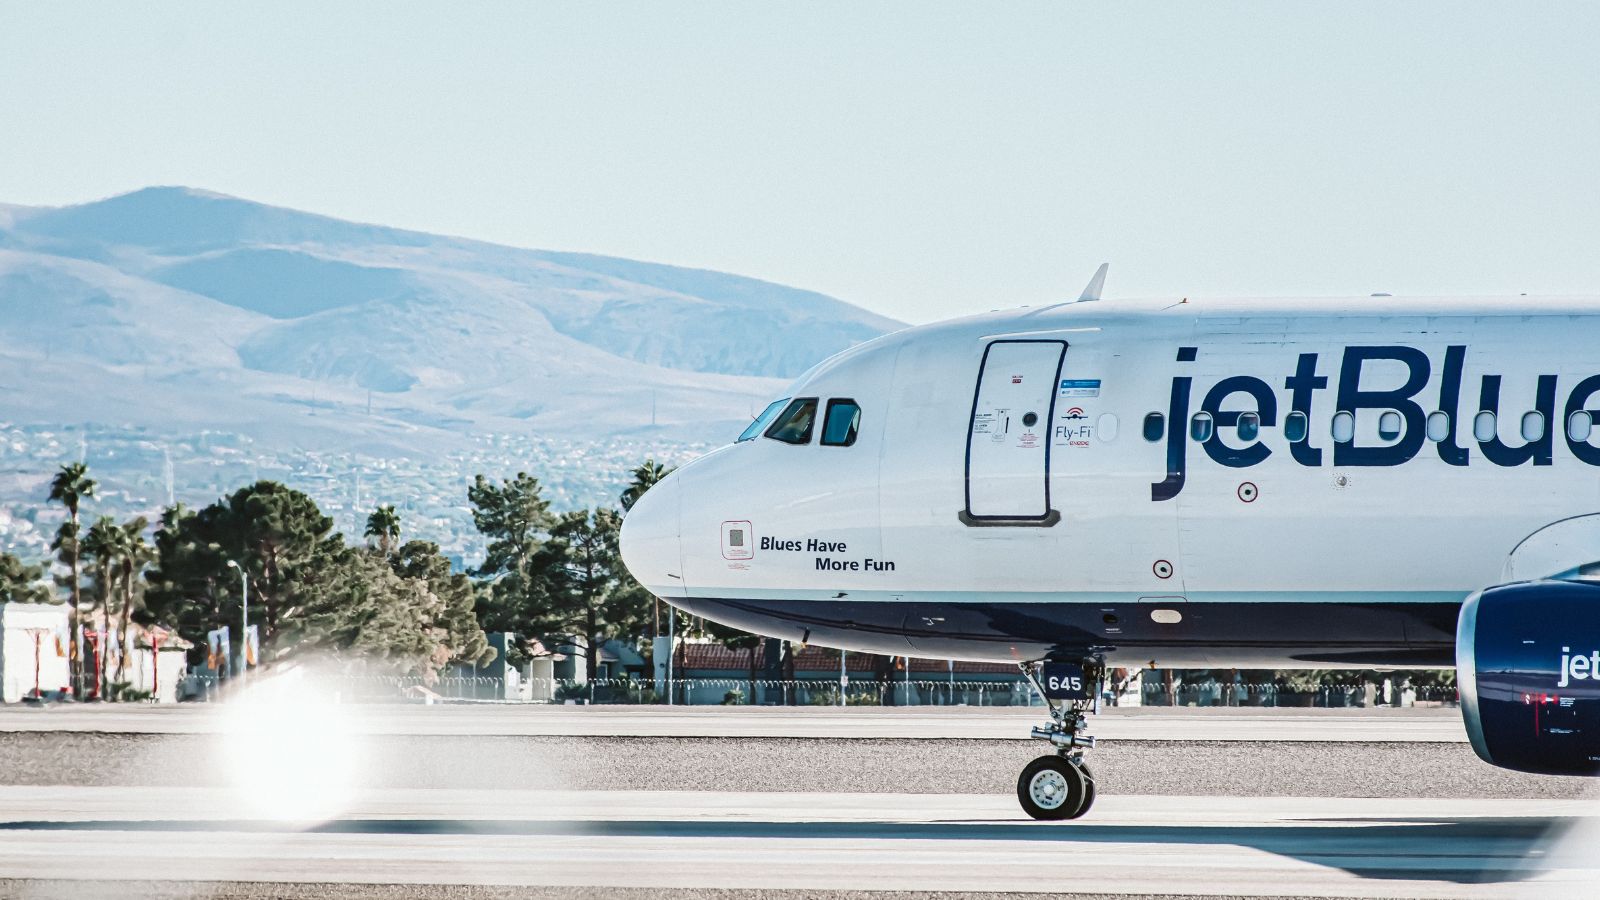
(1018, 262), (1111, 318)
(1077, 262), (1109, 302)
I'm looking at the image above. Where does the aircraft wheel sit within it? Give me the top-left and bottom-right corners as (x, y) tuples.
(1074, 760), (1096, 818)
(1017, 755), (1090, 820)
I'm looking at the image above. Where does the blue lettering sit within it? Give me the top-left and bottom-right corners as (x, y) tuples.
(1333, 346), (1430, 467)
(1478, 374), (1557, 466)
(1200, 375), (1277, 468)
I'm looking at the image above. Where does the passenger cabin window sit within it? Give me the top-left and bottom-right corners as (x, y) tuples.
(1284, 411), (1308, 443)
(1142, 412), (1164, 442)
(1522, 411), (1546, 442)
(1570, 411), (1594, 443)
(765, 398), (819, 445)
(1097, 413), (1119, 442)
(1473, 411), (1497, 442)
(821, 399), (862, 447)
(1190, 412), (1214, 442)
(1426, 411), (1451, 442)
(1331, 411), (1355, 443)
(1378, 410), (1402, 442)
(738, 399), (790, 442)
(1236, 411), (1260, 442)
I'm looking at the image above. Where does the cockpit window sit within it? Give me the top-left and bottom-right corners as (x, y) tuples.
(765, 398), (819, 445)
(738, 399), (789, 442)
(821, 399), (861, 447)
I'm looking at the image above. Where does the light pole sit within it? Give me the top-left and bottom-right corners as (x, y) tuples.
(226, 560), (248, 684)
(666, 605), (675, 705)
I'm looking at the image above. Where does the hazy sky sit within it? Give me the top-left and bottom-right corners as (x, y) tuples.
(3, 3), (1597, 324)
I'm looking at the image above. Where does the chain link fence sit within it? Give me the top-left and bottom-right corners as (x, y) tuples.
(1141, 681), (1458, 708)
(175, 673), (1456, 707)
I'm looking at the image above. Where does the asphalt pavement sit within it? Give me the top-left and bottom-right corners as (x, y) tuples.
(0, 786), (1592, 898)
(0, 704), (1583, 900)
(0, 702), (1469, 741)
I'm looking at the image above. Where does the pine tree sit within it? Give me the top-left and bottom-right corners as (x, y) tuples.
(390, 539), (495, 671)
(146, 481), (340, 661)
(536, 508), (649, 682)
(143, 503), (228, 656)
(468, 472), (555, 634)
(0, 552), (50, 604)
(149, 482), (489, 680)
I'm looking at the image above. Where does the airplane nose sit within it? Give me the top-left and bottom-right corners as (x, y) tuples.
(619, 472), (683, 597)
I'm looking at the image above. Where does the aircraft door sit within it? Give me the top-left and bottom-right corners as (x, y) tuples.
(963, 340), (1067, 524)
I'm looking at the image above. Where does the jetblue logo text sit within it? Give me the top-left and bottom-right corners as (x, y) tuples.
(1152, 345), (1600, 501)
(1558, 647), (1600, 688)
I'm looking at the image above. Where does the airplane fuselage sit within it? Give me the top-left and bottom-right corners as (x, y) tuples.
(620, 296), (1600, 669)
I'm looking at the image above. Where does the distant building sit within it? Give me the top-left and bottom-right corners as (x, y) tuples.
(0, 604), (69, 702)
(551, 636), (648, 683)
(119, 624), (193, 704)
(0, 605), (192, 704)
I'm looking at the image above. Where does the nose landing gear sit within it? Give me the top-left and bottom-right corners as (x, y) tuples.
(1017, 659), (1101, 820)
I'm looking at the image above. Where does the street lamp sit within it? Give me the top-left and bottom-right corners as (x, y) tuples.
(226, 560), (249, 684)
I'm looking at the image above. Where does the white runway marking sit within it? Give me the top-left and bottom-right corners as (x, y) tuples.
(0, 704), (1469, 741)
(0, 787), (1586, 897)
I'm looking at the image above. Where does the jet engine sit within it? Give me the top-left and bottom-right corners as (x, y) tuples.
(1458, 579), (1600, 775)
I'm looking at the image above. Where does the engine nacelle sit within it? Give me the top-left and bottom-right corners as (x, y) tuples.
(1458, 579), (1600, 775)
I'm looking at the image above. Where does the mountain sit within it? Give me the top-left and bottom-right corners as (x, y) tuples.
(0, 187), (903, 452)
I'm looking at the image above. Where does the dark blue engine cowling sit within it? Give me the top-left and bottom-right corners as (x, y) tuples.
(1458, 579), (1600, 775)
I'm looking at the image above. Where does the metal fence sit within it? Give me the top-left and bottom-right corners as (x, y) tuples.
(175, 673), (1456, 707)
(1141, 681), (1458, 708)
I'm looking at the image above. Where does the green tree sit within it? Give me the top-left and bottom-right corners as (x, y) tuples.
(527, 508), (645, 682)
(145, 481), (343, 662)
(142, 503), (228, 658)
(278, 542), (491, 677)
(468, 472), (555, 635)
(390, 539), (495, 670)
(47, 462), (95, 696)
(0, 552), (50, 604)
(275, 546), (430, 672)
(619, 459), (672, 512)
(113, 517), (152, 689)
(80, 515), (122, 697)
(149, 482), (484, 680)
(365, 505), (401, 556)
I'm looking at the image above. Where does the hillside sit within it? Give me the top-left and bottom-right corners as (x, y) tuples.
(0, 187), (903, 452)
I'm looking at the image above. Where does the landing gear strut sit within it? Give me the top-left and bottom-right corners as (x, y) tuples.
(1016, 659), (1101, 820)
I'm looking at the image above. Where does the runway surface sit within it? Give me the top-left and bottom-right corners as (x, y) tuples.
(0, 785), (1592, 898)
(0, 703), (1469, 742)
(0, 705), (1579, 899)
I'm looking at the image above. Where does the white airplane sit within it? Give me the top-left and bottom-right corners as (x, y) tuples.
(619, 266), (1600, 819)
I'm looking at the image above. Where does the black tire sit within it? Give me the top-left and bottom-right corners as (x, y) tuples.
(1068, 759), (1096, 819)
(1016, 755), (1087, 821)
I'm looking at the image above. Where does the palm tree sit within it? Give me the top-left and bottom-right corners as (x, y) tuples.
(365, 505), (401, 556)
(619, 459), (676, 652)
(114, 518), (151, 691)
(48, 463), (96, 698)
(79, 516), (120, 700)
(620, 459), (672, 512)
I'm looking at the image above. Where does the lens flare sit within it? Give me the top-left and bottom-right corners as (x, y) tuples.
(219, 666), (364, 824)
